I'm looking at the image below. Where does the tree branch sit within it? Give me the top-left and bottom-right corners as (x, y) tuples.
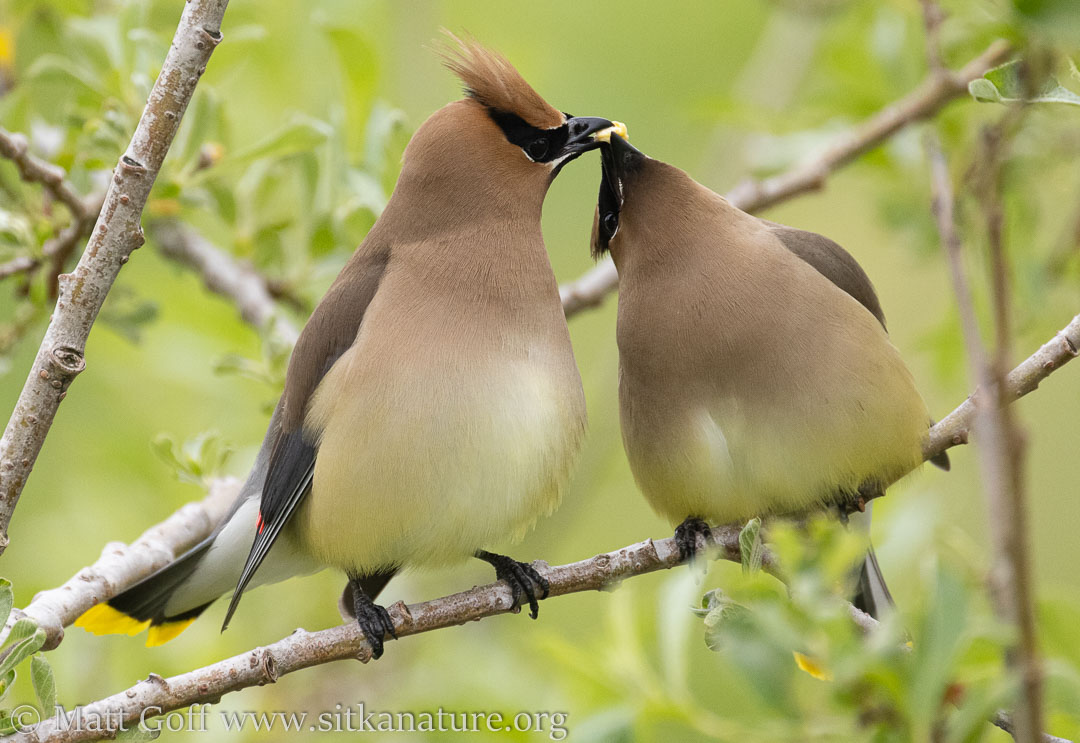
(151, 221), (299, 345)
(924, 313), (1079, 459)
(558, 39), (1013, 318)
(0, 125), (104, 292)
(994, 712), (1073, 743)
(0, 0), (231, 556)
(929, 120), (1045, 742)
(0, 479), (238, 651)
(0, 257), (38, 282)
(0, 128), (87, 221)
(7, 312), (1077, 741)
(41, 192), (107, 298)
(11, 528), (747, 743)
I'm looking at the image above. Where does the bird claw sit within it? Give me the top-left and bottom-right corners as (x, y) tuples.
(476, 551), (549, 619)
(674, 517), (714, 563)
(352, 585), (396, 660)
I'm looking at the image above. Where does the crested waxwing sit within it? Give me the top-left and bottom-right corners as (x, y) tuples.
(76, 38), (620, 658)
(591, 133), (948, 618)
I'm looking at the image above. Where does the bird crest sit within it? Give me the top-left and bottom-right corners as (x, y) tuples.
(439, 32), (564, 130)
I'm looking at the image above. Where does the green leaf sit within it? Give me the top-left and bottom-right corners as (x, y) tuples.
(0, 668), (15, 702)
(968, 78), (1004, 103)
(151, 431), (233, 486)
(23, 54), (107, 97)
(363, 101), (407, 177)
(3, 616), (38, 648)
(319, 24), (378, 153)
(0, 579), (13, 629)
(739, 518), (764, 573)
(0, 625), (47, 676)
(99, 288), (159, 344)
(909, 564), (969, 739)
(114, 724), (161, 741)
(219, 115), (333, 173)
(970, 60), (1080, 106)
(31, 653), (56, 712)
(1011, 0), (1080, 44)
(0, 709), (15, 736)
(699, 589), (750, 651)
(658, 571), (698, 695)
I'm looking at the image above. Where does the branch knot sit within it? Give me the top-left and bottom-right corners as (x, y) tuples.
(48, 346), (86, 378)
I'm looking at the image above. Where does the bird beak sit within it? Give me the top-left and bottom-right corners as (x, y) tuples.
(598, 132), (644, 207)
(593, 132), (644, 255)
(559, 117), (624, 159)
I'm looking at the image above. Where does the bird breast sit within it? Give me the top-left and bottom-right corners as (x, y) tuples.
(296, 278), (585, 574)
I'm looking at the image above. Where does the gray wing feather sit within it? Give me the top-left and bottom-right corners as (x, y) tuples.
(765, 221), (887, 330)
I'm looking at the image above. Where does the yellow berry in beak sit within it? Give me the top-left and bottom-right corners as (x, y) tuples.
(594, 121), (629, 143)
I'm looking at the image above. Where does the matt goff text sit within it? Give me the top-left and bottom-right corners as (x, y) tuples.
(9, 703), (570, 739)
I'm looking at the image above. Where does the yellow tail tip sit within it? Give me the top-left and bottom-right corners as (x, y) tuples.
(75, 603), (196, 646)
(74, 603), (151, 637)
(146, 617), (197, 647)
(793, 651), (832, 681)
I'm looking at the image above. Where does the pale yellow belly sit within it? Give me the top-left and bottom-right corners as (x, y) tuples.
(623, 369), (928, 527)
(295, 352), (584, 574)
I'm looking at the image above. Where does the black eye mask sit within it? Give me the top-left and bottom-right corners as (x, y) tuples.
(487, 109), (569, 163)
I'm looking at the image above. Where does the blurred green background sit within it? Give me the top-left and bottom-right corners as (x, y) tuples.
(1, 0), (1079, 740)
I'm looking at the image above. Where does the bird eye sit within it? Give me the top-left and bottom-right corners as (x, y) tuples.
(527, 137), (549, 161)
(602, 212), (619, 237)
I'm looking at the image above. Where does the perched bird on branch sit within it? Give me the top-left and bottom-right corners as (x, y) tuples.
(77, 37), (620, 658)
(591, 133), (949, 619)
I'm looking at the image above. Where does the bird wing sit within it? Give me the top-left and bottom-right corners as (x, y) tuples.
(763, 221), (887, 331)
(764, 221), (951, 470)
(223, 245), (391, 629)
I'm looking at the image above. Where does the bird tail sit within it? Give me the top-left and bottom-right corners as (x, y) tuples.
(852, 545), (894, 619)
(75, 402), (324, 647)
(75, 538), (215, 647)
(846, 504), (894, 619)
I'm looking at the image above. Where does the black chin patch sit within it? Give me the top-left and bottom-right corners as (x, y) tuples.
(594, 149), (622, 257)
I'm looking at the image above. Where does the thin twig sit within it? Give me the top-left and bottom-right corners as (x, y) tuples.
(993, 712), (1072, 743)
(0, 128), (87, 220)
(558, 39), (1012, 317)
(42, 192), (107, 298)
(0, 0), (231, 556)
(0, 257), (39, 282)
(924, 313), (1080, 457)
(0, 127), (104, 292)
(151, 221), (299, 345)
(927, 127), (1044, 742)
(919, 0), (947, 73)
(0, 191), (104, 290)
(978, 111), (1044, 743)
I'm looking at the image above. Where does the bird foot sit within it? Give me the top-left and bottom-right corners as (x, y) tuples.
(838, 483), (883, 519)
(350, 580), (396, 660)
(674, 516), (714, 563)
(475, 550), (549, 619)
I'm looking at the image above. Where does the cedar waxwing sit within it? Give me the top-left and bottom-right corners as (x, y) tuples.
(591, 134), (948, 617)
(76, 38), (619, 658)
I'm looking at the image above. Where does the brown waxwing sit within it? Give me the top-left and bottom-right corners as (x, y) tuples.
(591, 133), (948, 618)
(76, 38), (620, 658)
